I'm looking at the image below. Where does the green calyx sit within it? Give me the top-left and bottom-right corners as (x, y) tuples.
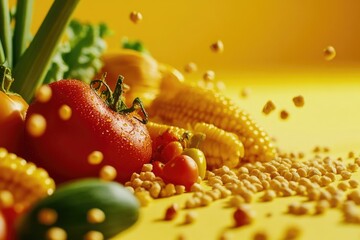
(0, 65), (14, 93)
(90, 74), (148, 124)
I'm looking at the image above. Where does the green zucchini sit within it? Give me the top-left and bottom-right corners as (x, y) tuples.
(16, 178), (140, 239)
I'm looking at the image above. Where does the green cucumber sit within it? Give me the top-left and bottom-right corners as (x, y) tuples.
(16, 178), (140, 239)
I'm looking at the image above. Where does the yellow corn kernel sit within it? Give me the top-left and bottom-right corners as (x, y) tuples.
(0, 148), (55, 209)
(148, 84), (277, 163)
(146, 121), (192, 141)
(193, 122), (244, 168)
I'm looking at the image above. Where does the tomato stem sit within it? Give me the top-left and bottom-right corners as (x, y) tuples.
(90, 75), (148, 124)
(0, 65), (13, 93)
(189, 133), (206, 148)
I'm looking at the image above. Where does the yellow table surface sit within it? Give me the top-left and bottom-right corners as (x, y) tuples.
(116, 68), (360, 240)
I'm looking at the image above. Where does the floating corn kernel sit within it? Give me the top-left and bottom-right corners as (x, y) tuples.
(292, 95), (304, 107)
(87, 151), (104, 165)
(58, 104), (72, 120)
(203, 70), (215, 81)
(262, 100), (276, 115)
(46, 227), (67, 240)
(87, 208), (105, 224)
(35, 84), (52, 103)
(323, 45), (336, 61)
(164, 203), (179, 221)
(149, 84), (277, 163)
(240, 87), (251, 98)
(0, 190), (14, 208)
(38, 208), (58, 225)
(84, 231), (104, 240)
(184, 62), (198, 73)
(210, 40), (224, 53)
(99, 165), (117, 181)
(280, 110), (289, 120)
(129, 11), (143, 23)
(26, 113), (47, 137)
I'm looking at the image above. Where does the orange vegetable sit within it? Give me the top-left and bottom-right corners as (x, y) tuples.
(0, 66), (28, 155)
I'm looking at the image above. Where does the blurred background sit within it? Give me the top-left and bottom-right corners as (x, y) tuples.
(22, 0), (360, 73)
(7, 0), (360, 154)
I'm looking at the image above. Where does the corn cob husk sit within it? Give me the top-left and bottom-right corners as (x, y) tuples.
(148, 84), (277, 163)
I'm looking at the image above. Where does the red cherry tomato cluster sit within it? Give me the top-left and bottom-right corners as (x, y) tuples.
(151, 131), (200, 190)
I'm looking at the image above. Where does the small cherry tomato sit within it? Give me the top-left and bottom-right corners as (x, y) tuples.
(162, 155), (199, 190)
(152, 130), (178, 161)
(152, 161), (165, 178)
(182, 148), (207, 179)
(160, 141), (183, 163)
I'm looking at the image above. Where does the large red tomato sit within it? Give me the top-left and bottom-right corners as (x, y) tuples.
(24, 78), (152, 183)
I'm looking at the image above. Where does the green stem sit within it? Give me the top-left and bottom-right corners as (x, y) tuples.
(12, 0), (80, 102)
(0, 39), (5, 64)
(0, 65), (14, 93)
(0, 0), (13, 67)
(189, 133), (206, 148)
(13, 0), (34, 67)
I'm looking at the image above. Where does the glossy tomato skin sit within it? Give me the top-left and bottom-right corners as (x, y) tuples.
(24, 79), (152, 183)
(0, 92), (28, 155)
(162, 155), (199, 190)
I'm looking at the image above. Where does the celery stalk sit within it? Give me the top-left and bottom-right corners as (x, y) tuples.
(13, 0), (34, 67)
(0, 39), (5, 64)
(12, 0), (80, 102)
(0, 0), (13, 67)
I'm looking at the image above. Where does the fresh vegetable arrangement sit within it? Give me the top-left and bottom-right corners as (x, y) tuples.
(23, 76), (152, 183)
(1, 1), (358, 240)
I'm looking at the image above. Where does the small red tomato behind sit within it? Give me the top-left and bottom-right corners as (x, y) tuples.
(151, 161), (165, 178)
(160, 141), (183, 163)
(162, 155), (199, 190)
(24, 76), (152, 183)
(151, 130), (178, 161)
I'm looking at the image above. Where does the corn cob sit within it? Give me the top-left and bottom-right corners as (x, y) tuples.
(0, 148), (55, 210)
(192, 122), (244, 169)
(148, 84), (277, 163)
(146, 121), (191, 141)
(146, 121), (244, 169)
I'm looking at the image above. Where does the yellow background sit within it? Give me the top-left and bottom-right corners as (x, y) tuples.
(18, 1), (360, 240)
(21, 0), (360, 72)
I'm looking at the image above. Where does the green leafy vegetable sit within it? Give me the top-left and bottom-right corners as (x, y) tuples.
(122, 38), (150, 55)
(44, 20), (110, 84)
